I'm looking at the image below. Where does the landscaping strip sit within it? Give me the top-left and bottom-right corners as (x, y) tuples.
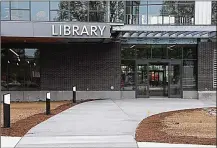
(136, 108), (216, 146)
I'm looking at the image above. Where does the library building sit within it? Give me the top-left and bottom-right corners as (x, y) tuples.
(1, 1), (216, 101)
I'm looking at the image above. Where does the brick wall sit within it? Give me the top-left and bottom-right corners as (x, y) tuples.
(40, 42), (121, 91)
(198, 42), (217, 91)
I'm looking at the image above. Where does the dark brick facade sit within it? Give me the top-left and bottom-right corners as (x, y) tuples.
(40, 42), (121, 91)
(198, 42), (217, 91)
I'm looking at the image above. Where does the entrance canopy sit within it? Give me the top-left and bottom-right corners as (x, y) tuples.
(112, 25), (216, 39)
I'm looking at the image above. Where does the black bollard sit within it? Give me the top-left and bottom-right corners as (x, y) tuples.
(46, 92), (51, 115)
(73, 86), (76, 103)
(3, 93), (11, 128)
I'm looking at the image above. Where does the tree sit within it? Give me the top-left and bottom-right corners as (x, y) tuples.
(55, 1), (125, 22)
(160, 1), (195, 24)
(110, 1), (124, 22)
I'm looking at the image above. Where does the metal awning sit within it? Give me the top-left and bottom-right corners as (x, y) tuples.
(112, 25), (216, 39)
(119, 31), (216, 38)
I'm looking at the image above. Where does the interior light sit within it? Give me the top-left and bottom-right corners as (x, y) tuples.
(9, 49), (19, 57)
(130, 45), (135, 48)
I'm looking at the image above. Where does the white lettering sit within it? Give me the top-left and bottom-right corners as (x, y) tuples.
(80, 26), (89, 36)
(51, 25), (58, 36)
(64, 25), (71, 36)
(90, 26), (97, 36)
(98, 26), (106, 36)
(72, 25), (79, 36)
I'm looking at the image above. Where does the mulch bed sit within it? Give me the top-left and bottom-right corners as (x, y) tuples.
(1, 99), (101, 137)
(135, 108), (217, 145)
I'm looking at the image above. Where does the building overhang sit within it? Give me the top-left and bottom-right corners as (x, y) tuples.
(1, 21), (112, 40)
(112, 25), (216, 39)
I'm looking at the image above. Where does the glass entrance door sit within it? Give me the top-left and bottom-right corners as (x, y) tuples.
(168, 61), (182, 98)
(149, 64), (168, 97)
(136, 62), (149, 98)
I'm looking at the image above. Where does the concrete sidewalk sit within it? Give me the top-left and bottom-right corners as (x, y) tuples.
(15, 98), (215, 147)
(1, 136), (21, 148)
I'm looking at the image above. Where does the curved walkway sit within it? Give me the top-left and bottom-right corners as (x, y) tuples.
(16, 98), (215, 147)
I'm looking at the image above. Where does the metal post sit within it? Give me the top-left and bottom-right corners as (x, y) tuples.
(3, 93), (10, 128)
(46, 92), (50, 115)
(73, 86), (76, 103)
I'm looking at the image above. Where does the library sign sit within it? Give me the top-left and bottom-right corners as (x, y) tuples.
(51, 24), (110, 38)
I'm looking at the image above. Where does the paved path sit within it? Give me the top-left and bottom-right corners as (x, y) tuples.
(16, 98), (215, 147)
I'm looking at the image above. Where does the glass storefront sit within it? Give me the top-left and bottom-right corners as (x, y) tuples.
(1, 1), (197, 25)
(121, 44), (198, 97)
(1, 48), (40, 91)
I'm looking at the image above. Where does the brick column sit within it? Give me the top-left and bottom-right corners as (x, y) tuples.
(198, 42), (216, 91)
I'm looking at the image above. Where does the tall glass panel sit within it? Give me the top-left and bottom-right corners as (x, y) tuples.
(177, 2), (195, 25)
(148, 4), (163, 24)
(89, 1), (106, 22)
(212, 1), (217, 25)
(169, 63), (182, 97)
(31, 2), (49, 21)
(183, 60), (197, 90)
(69, 1), (88, 22)
(1, 2), (10, 20)
(110, 1), (124, 23)
(50, 1), (70, 21)
(161, 1), (177, 25)
(136, 64), (149, 97)
(121, 60), (135, 90)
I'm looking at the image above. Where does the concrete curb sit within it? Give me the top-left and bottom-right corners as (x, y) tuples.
(137, 142), (216, 148)
(1, 136), (22, 148)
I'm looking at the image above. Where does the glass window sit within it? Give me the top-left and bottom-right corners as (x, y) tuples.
(11, 10), (30, 20)
(161, 1), (178, 24)
(168, 45), (182, 59)
(1, 49), (8, 91)
(136, 45), (151, 59)
(1, 48), (40, 91)
(212, 1), (217, 25)
(1, 2), (10, 20)
(50, 1), (61, 10)
(151, 45), (167, 59)
(89, 1), (107, 22)
(148, 1), (164, 5)
(121, 47), (136, 59)
(89, 11), (106, 22)
(177, 2), (195, 25)
(139, 6), (148, 24)
(148, 5), (163, 24)
(50, 11), (59, 21)
(183, 46), (197, 59)
(183, 60), (197, 90)
(69, 1), (88, 22)
(121, 60), (135, 90)
(110, 1), (125, 23)
(89, 1), (106, 11)
(31, 2), (49, 21)
(11, 1), (29, 9)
